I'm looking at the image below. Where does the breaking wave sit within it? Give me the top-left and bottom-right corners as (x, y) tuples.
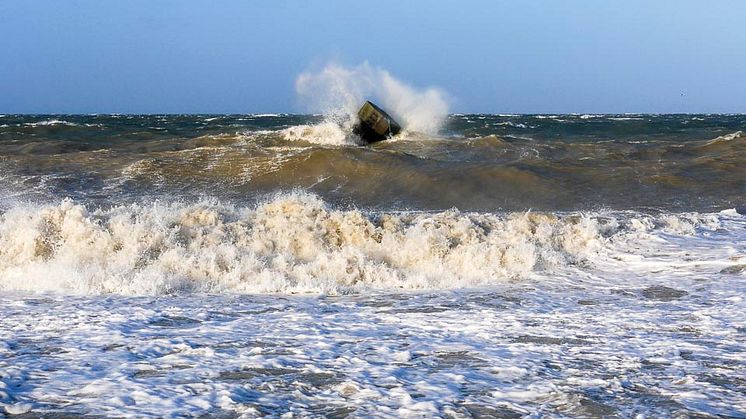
(0, 192), (605, 295)
(0, 192), (734, 296)
(17, 120), (102, 128)
(279, 122), (361, 146)
(25, 119), (79, 127)
(704, 130), (744, 146)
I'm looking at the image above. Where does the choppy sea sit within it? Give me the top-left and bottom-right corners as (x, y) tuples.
(0, 114), (744, 417)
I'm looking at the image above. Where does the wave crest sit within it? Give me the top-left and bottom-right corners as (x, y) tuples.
(280, 122), (362, 146)
(0, 193), (606, 295)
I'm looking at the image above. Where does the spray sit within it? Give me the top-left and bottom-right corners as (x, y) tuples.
(295, 62), (450, 135)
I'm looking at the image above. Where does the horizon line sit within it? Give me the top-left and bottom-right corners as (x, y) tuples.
(2, 112), (745, 116)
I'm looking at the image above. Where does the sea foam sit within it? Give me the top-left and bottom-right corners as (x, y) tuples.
(0, 192), (605, 295)
(2, 191), (736, 296)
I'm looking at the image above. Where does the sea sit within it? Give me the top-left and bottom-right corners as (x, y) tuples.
(0, 113), (745, 417)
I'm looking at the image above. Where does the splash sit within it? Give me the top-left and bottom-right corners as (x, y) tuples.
(280, 122), (360, 146)
(295, 62), (449, 135)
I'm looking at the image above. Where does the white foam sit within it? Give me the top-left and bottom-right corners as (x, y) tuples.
(23, 120), (78, 127)
(493, 121), (530, 128)
(0, 193), (608, 295)
(251, 113), (283, 117)
(20, 120), (102, 128)
(1, 219), (744, 417)
(295, 62), (449, 135)
(280, 122), (361, 146)
(1, 197), (745, 416)
(705, 130), (743, 145)
(1, 193), (741, 296)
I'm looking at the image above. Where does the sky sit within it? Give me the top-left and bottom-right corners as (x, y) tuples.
(1, 0), (745, 114)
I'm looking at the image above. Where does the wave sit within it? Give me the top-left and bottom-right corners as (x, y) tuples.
(0, 193), (738, 296)
(493, 121), (531, 128)
(279, 122), (361, 146)
(0, 193), (601, 295)
(26, 119), (79, 127)
(0, 120), (81, 128)
(704, 130), (743, 145)
(13, 120), (103, 128)
(276, 122), (435, 146)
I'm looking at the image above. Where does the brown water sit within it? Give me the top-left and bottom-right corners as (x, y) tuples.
(1, 114), (744, 212)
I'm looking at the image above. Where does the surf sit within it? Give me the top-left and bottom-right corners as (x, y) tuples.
(0, 191), (742, 296)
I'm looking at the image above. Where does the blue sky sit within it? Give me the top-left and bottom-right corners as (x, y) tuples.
(1, 0), (745, 113)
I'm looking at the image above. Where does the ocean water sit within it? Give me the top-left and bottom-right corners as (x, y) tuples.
(0, 114), (745, 417)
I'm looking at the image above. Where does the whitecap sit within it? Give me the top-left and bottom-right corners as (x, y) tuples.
(23, 119), (79, 127)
